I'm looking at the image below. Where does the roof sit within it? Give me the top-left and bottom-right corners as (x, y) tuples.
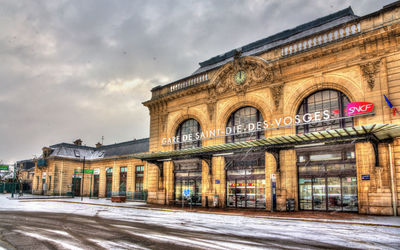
(16, 159), (35, 170)
(48, 138), (149, 160)
(134, 124), (400, 161)
(193, 7), (357, 74)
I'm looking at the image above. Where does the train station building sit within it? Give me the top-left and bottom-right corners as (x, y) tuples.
(32, 2), (400, 215)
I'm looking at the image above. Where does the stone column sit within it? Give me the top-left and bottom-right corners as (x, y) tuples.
(276, 149), (298, 211)
(202, 160), (212, 207)
(265, 152), (277, 211)
(99, 167), (106, 198)
(164, 161), (174, 205)
(211, 156), (226, 208)
(127, 163), (134, 199)
(112, 162), (120, 196)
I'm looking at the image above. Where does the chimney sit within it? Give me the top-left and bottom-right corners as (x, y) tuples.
(73, 139), (82, 146)
(96, 142), (102, 148)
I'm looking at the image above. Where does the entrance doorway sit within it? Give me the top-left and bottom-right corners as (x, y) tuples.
(297, 144), (358, 212)
(93, 175), (99, 197)
(106, 168), (113, 198)
(226, 153), (265, 209)
(72, 177), (81, 197)
(174, 159), (202, 206)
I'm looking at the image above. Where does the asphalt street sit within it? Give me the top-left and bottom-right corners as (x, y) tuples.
(0, 196), (399, 250)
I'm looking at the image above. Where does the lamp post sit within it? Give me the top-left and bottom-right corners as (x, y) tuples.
(11, 163), (16, 198)
(81, 157), (85, 201)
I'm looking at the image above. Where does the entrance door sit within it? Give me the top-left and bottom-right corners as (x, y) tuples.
(312, 177), (326, 211)
(297, 144), (358, 212)
(227, 169), (265, 208)
(73, 178), (81, 196)
(175, 178), (201, 205)
(106, 175), (112, 198)
(93, 175), (99, 197)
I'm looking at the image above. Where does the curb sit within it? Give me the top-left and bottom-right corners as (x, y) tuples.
(18, 199), (400, 229)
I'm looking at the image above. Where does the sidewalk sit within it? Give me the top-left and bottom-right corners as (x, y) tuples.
(16, 196), (400, 228)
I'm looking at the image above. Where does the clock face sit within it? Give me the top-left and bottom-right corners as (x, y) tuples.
(234, 70), (246, 85)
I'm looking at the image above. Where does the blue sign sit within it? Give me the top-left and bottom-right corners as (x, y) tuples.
(361, 175), (370, 180)
(183, 188), (190, 196)
(215, 180), (220, 184)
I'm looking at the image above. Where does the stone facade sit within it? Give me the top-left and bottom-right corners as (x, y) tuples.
(142, 3), (400, 215)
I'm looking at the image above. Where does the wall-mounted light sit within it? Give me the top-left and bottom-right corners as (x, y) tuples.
(213, 152), (234, 157)
(294, 143), (325, 148)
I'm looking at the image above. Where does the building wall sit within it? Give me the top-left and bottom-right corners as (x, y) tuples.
(143, 6), (400, 215)
(32, 157), (146, 198)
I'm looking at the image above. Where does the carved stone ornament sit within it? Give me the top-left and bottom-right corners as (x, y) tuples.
(209, 56), (274, 96)
(270, 83), (284, 109)
(360, 60), (381, 90)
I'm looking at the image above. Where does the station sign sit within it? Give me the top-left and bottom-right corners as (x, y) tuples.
(162, 102), (375, 146)
(74, 169), (94, 174)
(346, 102), (374, 116)
(0, 165), (9, 171)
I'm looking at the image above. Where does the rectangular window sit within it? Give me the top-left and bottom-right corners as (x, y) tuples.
(119, 167), (127, 194)
(49, 176), (52, 191)
(36, 176), (39, 189)
(135, 165), (144, 192)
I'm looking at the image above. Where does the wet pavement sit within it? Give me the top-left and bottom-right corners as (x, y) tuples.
(0, 195), (399, 249)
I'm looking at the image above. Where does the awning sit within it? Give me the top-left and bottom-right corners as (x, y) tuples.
(134, 124), (400, 161)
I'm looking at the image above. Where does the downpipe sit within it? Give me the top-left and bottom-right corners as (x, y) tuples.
(388, 143), (397, 216)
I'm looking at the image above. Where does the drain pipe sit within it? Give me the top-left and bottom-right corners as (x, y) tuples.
(388, 143), (397, 216)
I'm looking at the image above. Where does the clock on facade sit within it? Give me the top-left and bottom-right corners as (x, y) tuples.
(234, 70), (246, 85)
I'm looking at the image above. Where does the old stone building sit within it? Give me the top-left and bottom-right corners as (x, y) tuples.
(137, 2), (400, 215)
(32, 138), (148, 200)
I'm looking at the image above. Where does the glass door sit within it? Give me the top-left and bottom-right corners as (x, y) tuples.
(227, 180), (236, 207)
(327, 177), (341, 211)
(299, 178), (312, 210)
(342, 176), (358, 211)
(255, 179), (265, 208)
(236, 179), (246, 208)
(312, 178), (326, 211)
(246, 179), (256, 208)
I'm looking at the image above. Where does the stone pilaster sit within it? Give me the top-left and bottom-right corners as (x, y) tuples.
(276, 149), (298, 211)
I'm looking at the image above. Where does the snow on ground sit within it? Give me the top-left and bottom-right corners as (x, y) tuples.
(1, 194), (400, 249)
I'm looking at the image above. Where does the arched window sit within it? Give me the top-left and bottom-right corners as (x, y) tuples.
(296, 89), (352, 134)
(175, 119), (202, 150)
(226, 106), (264, 143)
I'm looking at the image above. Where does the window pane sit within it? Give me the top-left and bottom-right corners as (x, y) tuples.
(226, 107), (264, 143)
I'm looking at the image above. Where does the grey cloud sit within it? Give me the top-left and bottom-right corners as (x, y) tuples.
(0, 0), (395, 163)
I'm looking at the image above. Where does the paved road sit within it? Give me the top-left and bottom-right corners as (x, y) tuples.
(0, 210), (383, 250)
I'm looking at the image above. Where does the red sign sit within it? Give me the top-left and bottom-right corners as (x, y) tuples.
(346, 102), (374, 116)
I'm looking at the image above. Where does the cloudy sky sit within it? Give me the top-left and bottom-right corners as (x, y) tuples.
(0, 0), (395, 163)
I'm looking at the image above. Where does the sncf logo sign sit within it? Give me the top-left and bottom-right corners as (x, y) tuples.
(346, 102), (374, 116)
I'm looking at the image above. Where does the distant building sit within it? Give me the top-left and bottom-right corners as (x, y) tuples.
(32, 138), (148, 200)
(16, 159), (35, 193)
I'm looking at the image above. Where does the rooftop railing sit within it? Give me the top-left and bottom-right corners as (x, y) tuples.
(281, 22), (361, 57)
